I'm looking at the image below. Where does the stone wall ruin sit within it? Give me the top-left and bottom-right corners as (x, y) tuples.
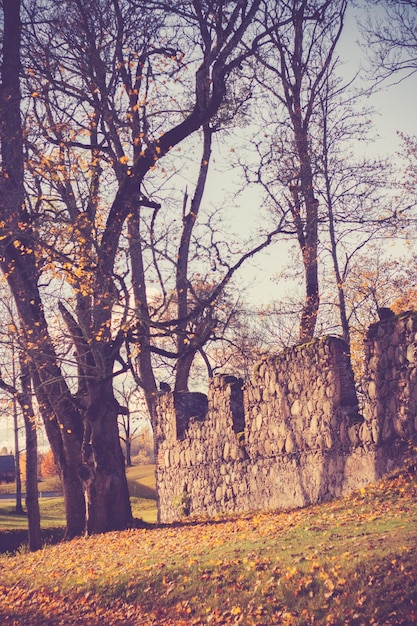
(155, 313), (417, 523)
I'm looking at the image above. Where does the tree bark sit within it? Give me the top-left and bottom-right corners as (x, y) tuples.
(128, 210), (159, 423)
(174, 124), (213, 392)
(31, 368), (86, 538)
(290, 59), (320, 343)
(81, 382), (132, 534)
(24, 421), (42, 552)
(125, 438), (132, 467)
(20, 361), (42, 551)
(13, 394), (24, 515)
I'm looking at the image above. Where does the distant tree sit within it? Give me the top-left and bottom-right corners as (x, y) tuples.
(41, 449), (58, 479)
(339, 250), (416, 379)
(0, 331), (42, 550)
(315, 66), (401, 349)
(396, 132), (417, 210)
(116, 383), (148, 467)
(132, 426), (155, 466)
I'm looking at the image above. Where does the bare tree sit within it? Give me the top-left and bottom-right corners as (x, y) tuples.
(315, 66), (401, 348)
(116, 383), (148, 467)
(251, 0), (348, 342)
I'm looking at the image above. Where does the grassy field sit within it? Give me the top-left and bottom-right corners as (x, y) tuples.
(0, 468), (416, 625)
(0, 464), (157, 532)
(0, 473), (64, 496)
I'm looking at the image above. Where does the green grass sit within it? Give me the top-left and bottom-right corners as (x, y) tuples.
(125, 463), (156, 486)
(126, 463), (157, 501)
(0, 476), (62, 496)
(0, 470), (416, 624)
(0, 498), (67, 530)
(0, 464), (157, 531)
(127, 463), (157, 522)
(0, 484), (18, 496)
(0, 505), (29, 530)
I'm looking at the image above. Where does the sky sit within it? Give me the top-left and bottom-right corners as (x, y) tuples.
(225, 1), (417, 304)
(1, 2), (417, 454)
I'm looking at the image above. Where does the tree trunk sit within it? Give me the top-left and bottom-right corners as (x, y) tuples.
(327, 202), (350, 347)
(174, 350), (197, 393)
(0, 0), (83, 539)
(19, 359), (42, 551)
(295, 123), (320, 343)
(24, 416), (41, 551)
(174, 125), (213, 393)
(299, 244), (320, 343)
(31, 368), (86, 539)
(125, 437), (132, 467)
(61, 459), (88, 539)
(13, 395), (24, 515)
(128, 210), (158, 426)
(80, 383), (132, 535)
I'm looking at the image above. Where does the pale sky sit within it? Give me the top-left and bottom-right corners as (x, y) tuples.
(231, 2), (417, 304)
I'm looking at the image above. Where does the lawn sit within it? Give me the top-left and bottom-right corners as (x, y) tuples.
(0, 469), (416, 625)
(0, 464), (157, 533)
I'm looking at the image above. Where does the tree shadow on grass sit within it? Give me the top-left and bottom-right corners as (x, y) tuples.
(0, 527), (65, 555)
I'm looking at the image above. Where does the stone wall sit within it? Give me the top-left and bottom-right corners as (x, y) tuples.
(361, 310), (417, 475)
(155, 316), (417, 523)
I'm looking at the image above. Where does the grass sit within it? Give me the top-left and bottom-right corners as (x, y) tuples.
(0, 464), (157, 532)
(0, 469), (416, 624)
(0, 498), (66, 530)
(0, 475), (61, 496)
(126, 463), (157, 501)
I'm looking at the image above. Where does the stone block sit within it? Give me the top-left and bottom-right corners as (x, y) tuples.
(368, 380), (377, 400)
(359, 422), (371, 444)
(285, 432), (295, 454)
(291, 399), (301, 416)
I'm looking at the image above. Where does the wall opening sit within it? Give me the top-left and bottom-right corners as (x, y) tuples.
(173, 391), (208, 441)
(228, 376), (245, 434)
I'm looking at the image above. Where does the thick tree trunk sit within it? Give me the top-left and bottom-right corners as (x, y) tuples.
(61, 460), (87, 539)
(0, 0), (80, 537)
(299, 245), (320, 343)
(79, 384), (132, 535)
(36, 396), (85, 540)
(293, 127), (320, 344)
(174, 350), (197, 393)
(0, 1), (42, 546)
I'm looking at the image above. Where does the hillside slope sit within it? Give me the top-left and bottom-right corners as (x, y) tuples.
(0, 469), (416, 625)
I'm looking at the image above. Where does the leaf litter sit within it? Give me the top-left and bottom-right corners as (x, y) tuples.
(0, 470), (416, 625)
